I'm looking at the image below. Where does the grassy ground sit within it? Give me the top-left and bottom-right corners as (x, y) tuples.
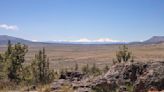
(1, 43), (164, 70)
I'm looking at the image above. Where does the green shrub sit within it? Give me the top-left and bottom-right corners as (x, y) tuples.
(82, 63), (101, 76)
(115, 45), (133, 63)
(126, 84), (134, 92)
(103, 65), (109, 73)
(92, 83), (117, 92)
(6, 41), (28, 84)
(31, 48), (54, 85)
(0, 41), (56, 90)
(90, 63), (101, 76)
(0, 54), (5, 79)
(74, 63), (79, 71)
(82, 64), (90, 75)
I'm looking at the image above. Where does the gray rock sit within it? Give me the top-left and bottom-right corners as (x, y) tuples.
(50, 61), (164, 92)
(59, 71), (84, 81)
(134, 61), (164, 92)
(91, 61), (164, 92)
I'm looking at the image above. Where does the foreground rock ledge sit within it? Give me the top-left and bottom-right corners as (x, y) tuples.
(91, 61), (164, 92)
(51, 61), (164, 92)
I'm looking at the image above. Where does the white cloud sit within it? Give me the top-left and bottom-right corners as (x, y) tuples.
(54, 38), (125, 43)
(74, 38), (92, 42)
(95, 38), (120, 42)
(32, 40), (38, 42)
(0, 24), (19, 31)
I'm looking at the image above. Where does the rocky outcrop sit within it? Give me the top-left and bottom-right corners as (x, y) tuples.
(50, 61), (164, 92)
(134, 61), (164, 92)
(91, 61), (164, 92)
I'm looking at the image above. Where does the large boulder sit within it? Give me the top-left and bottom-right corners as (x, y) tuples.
(91, 61), (164, 92)
(134, 61), (164, 92)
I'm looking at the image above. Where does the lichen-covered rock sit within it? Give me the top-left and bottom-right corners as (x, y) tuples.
(50, 61), (164, 92)
(134, 61), (164, 92)
(91, 61), (164, 92)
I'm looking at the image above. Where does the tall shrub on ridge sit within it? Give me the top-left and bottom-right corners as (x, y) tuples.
(115, 45), (132, 63)
(31, 48), (54, 84)
(6, 41), (28, 84)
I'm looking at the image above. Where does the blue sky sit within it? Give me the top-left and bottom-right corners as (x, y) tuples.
(0, 0), (164, 42)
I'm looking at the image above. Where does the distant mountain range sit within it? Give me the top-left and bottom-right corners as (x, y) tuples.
(143, 36), (164, 44)
(0, 35), (33, 45)
(0, 35), (164, 45)
(0, 35), (48, 45)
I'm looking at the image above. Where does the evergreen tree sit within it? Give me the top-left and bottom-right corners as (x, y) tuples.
(1, 40), (13, 80)
(22, 65), (33, 85)
(0, 54), (5, 79)
(6, 40), (12, 57)
(7, 42), (28, 84)
(31, 48), (54, 84)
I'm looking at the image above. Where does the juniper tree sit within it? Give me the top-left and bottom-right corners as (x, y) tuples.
(6, 40), (12, 57)
(31, 48), (54, 84)
(22, 65), (34, 85)
(0, 54), (5, 79)
(6, 42), (28, 84)
(3, 40), (12, 78)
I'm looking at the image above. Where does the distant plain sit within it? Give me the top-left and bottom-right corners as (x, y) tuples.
(1, 43), (164, 70)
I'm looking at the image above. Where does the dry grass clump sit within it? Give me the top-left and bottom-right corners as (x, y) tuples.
(59, 84), (74, 92)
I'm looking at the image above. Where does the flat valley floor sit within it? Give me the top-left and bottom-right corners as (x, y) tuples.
(1, 44), (164, 70)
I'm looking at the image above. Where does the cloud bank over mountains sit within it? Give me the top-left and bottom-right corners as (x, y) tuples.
(53, 38), (125, 43)
(73, 38), (122, 42)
